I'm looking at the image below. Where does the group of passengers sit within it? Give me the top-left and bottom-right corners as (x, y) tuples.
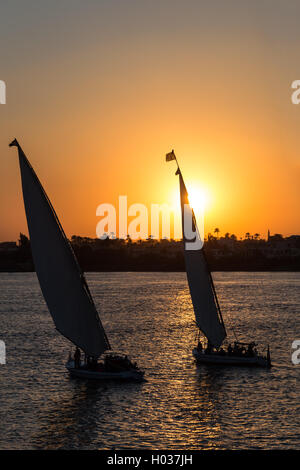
(197, 340), (257, 358)
(72, 348), (139, 371)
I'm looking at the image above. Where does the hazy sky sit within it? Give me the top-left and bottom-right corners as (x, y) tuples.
(0, 0), (299, 241)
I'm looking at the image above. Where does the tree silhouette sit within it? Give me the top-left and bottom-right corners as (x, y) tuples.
(18, 233), (30, 249)
(214, 228), (220, 239)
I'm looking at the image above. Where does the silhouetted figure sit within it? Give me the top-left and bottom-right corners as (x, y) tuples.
(91, 357), (98, 370)
(197, 340), (203, 352)
(86, 355), (92, 367)
(205, 342), (213, 355)
(74, 347), (81, 369)
(228, 344), (233, 355)
(233, 342), (242, 356)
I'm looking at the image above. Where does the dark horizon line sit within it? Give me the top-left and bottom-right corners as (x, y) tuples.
(1, 231), (299, 245)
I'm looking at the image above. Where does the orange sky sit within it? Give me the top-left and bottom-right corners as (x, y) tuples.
(0, 1), (299, 241)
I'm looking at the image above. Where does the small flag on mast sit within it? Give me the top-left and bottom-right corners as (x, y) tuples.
(166, 150), (176, 162)
(9, 138), (19, 148)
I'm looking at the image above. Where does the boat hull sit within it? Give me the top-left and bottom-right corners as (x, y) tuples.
(192, 348), (270, 368)
(66, 360), (145, 382)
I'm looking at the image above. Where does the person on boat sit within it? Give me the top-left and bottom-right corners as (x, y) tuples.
(247, 342), (256, 357)
(86, 356), (98, 370)
(74, 347), (81, 368)
(91, 357), (98, 370)
(219, 347), (226, 356)
(86, 355), (93, 368)
(197, 340), (203, 353)
(122, 355), (132, 370)
(227, 343), (233, 355)
(233, 342), (243, 356)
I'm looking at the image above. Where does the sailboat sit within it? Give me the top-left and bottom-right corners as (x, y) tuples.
(10, 139), (144, 381)
(166, 150), (271, 368)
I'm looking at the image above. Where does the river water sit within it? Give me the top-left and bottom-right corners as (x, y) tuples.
(0, 271), (299, 449)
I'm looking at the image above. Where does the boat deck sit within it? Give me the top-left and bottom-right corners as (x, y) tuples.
(192, 348), (270, 367)
(65, 360), (145, 381)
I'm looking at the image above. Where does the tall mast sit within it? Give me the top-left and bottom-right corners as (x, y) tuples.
(167, 150), (227, 346)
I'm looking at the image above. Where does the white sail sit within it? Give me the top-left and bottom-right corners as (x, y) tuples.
(178, 169), (226, 348)
(11, 139), (110, 357)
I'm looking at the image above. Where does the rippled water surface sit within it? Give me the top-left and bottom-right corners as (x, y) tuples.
(0, 272), (299, 449)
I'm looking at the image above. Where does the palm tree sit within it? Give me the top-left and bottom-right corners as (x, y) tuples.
(18, 232), (30, 248)
(214, 227), (220, 239)
(245, 232), (251, 240)
(254, 233), (260, 240)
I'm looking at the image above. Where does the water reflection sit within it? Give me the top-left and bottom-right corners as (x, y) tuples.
(0, 272), (299, 449)
(32, 380), (103, 448)
(188, 367), (225, 448)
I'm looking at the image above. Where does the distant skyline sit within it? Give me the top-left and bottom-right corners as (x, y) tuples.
(1, 1), (300, 241)
(1, 226), (298, 244)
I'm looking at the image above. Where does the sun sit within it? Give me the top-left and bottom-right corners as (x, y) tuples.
(187, 185), (210, 213)
(169, 183), (211, 240)
(170, 183), (211, 215)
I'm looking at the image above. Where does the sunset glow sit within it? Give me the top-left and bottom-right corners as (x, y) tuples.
(0, 1), (299, 454)
(187, 186), (210, 214)
(0, 2), (299, 242)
